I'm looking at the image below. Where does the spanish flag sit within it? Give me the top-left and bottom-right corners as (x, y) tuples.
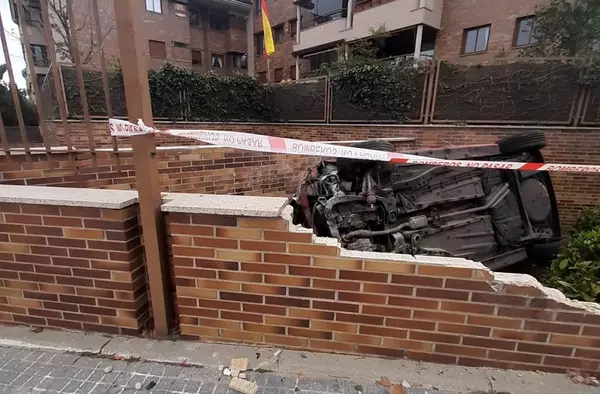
(261, 0), (275, 57)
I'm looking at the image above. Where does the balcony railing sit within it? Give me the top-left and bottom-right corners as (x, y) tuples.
(300, 8), (347, 30)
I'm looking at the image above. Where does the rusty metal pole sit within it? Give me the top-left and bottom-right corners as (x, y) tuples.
(113, 0), (171, 337)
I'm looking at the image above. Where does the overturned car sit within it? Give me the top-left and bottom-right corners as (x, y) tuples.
(291, 132), (561, 270)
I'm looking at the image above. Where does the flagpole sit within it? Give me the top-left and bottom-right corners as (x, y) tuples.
(266, 55), (271, 83)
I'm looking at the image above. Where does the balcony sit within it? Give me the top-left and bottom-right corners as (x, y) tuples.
(188, 0), (251, 13)
(294, 0), (443, 53)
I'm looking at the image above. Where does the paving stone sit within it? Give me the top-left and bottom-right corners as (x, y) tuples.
(0, 346), (469, 394)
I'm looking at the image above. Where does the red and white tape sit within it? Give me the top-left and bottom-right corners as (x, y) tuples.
(109, 119), (600, 174)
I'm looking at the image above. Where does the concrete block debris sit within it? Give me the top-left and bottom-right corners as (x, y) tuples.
(229, 357), (249, 371)
(229, 377), (259, 394)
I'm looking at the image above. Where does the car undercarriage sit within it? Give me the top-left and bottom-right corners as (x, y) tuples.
(291, 133), (562, 270)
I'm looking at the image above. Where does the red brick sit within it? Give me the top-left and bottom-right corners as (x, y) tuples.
(388, 296), (439, 310)
(410, 330), (461, 344)
(339, 270), (388, 283)
(288, 327), (332, 339)
(290, 287), (335, 300)
(362, 282), (412, 295)
(467, 315), (522, 329)
(417, 265), (473, 278)
(463, 336), (516, 351)
(243, 303), (286, 316)
(523, 321), (581, 335)
(438, 323), (491, 337)
(289, 265), (336, 279)
(265, 295), (310, 308)
(337, 313), (384, 326)
(471, 292), (528, 306)
(314, 300), (359, 313)
(436, 343), (487, 358)
(492, 329), (548, 342)
(391, 274), (444, 287)
(416, 287), (469, 301)
(288, 243), (338, 256)
(264, 253), (310, 266)
(516, 342), (573, 357)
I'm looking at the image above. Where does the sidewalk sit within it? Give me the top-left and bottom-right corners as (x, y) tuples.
(0, 326), (596, 394)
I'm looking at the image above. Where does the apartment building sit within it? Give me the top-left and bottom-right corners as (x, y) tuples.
(9, 0), (254, 93)
(254, 0), (547, 81)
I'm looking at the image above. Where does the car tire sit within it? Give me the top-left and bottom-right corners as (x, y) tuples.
(337, 140), (394, 180)
(527, 239), (564, 267)
(497, 132), (546, 155)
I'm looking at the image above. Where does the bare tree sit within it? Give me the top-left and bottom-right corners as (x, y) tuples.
(23, 0), (113, 65)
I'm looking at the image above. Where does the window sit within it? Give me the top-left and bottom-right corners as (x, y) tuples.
(191, 50), (202, 65)
(24, 5), (42, 26)
(149, 40), (166, 59)
(289, 65), (296, 80)
(30, 44), (48, 66)
(514, 16), (538, 47)
(211, 54), (224, 68)
(289, 19), (297, 40)
(258, 71), (267, 83)
(173, 3), (186, 18)
(173, 41), (187, 48)
(274, 68), (283, 82)
(189, 10), (201, 27)
(229, 53), (245, 69)
(209, 14), (229, 31)
(145, 0), (161, 13)
(307, 49), (337, 71)
(255, 32), (264, 56)
(462, 25), (490, 54)
(35, 73), (46, 89)
(273, 25), (284, 44)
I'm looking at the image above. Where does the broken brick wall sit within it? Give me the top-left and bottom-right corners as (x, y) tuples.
(166, 205), (600, 374)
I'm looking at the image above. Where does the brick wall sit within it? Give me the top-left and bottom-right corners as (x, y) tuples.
(0, 201), (148, 335)
(166, 207), (600, 374)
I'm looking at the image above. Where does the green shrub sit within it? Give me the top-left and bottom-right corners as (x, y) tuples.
(548, 227), (600, 302)
(572, 207), (600, 234)
(0, 82), (39, 126)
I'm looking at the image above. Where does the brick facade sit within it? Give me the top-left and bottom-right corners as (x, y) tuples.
(259, 0), (550, 78)
(253, 0), (301, 80)
(57, 0), (251, 76)
(0, 201), (148, 335)
(434, 0), (543, 61)
(166, 209), (600, 374)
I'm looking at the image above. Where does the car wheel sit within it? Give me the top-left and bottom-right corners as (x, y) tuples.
(526, 239), (564, 267)
(497, 132), (546, 155)
(337, 140), (394, 181)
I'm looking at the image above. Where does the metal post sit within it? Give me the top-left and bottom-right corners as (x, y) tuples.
(40, 0), (73, 154)
(113, 0), (171, 337)
(0, 4), (31, 160)
(246, 7), (255, 76)
(345, 0), (354, 30)
(295, 56), (300, 80)
(296, 5), (301, 44)
(91, 0), (121, 172)
(15, 0), (52, 159)
(414, 24), (423, 60)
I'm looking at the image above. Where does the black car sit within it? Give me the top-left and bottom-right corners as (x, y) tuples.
(291, 132), (561, 270)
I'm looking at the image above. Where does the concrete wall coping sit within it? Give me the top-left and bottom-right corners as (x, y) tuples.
(161, 193), (290, 217)
(0, 185), (138, 209)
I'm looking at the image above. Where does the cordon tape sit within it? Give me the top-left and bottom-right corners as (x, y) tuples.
(109, 118), (600, 174)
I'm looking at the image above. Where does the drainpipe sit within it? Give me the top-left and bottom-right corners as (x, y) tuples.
(296, 4), (301, 44)
(414, 24), (423, 60)
(346, 0), (354, 30)
(246, 9), (255, 76)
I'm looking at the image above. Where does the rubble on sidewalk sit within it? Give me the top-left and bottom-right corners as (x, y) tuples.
(229, 377), (259, 394)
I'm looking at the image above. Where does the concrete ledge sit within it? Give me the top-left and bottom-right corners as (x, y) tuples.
(0, 325), (110, 354)
(161, 194), (289, 217)
(0, 185), (138, 209)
